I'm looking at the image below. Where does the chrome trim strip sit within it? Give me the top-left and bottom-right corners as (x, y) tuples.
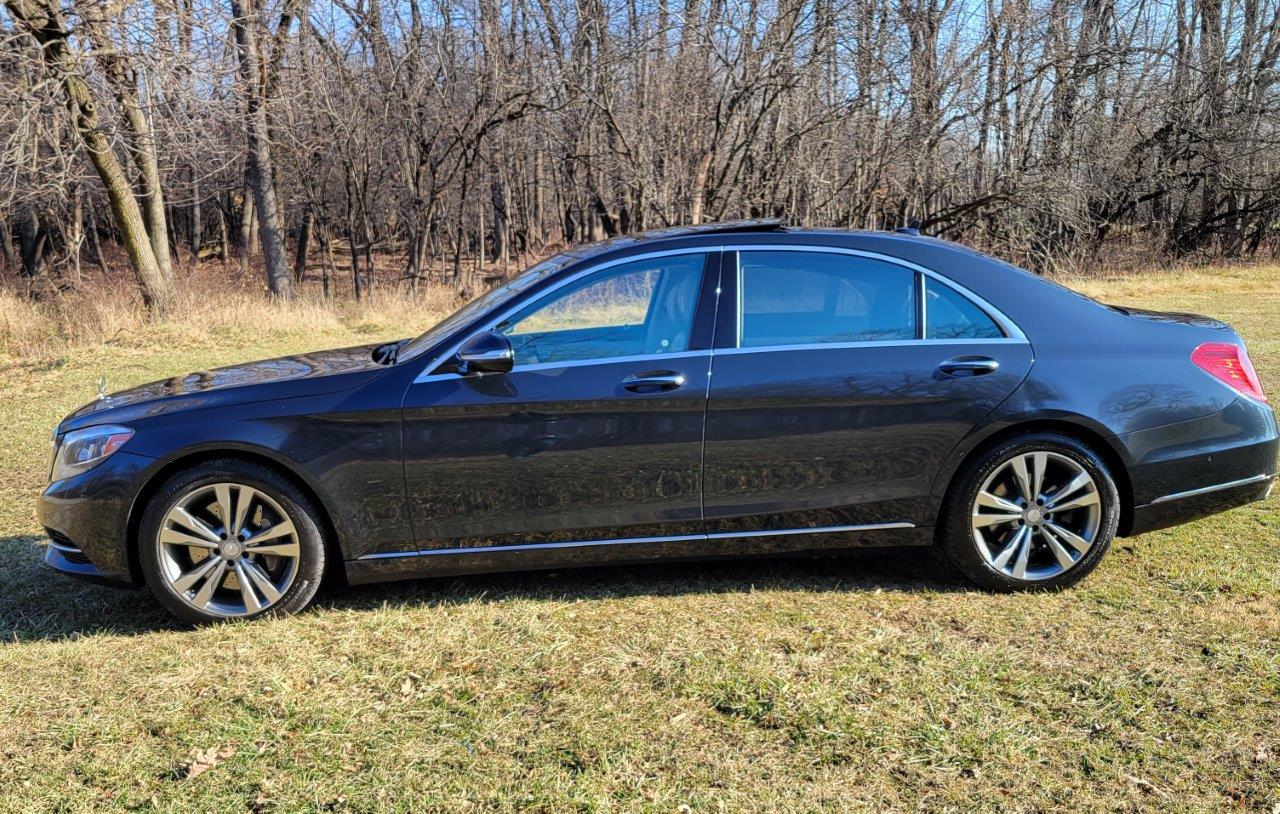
(716, 338), (1026, 356)
(47, 540), (82, 555)
(735, 250), (744, 347)
(1148, 474), (1273, 505)
(356, 521), (916, 561)
(706, 522), (914, 539)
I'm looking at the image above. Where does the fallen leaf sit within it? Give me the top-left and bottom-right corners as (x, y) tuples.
(179, 745), (236, 780)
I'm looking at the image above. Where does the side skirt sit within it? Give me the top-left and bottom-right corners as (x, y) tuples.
(344, 523), (931, 585)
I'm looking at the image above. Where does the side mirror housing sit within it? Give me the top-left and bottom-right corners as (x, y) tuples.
(454, 330), (514, 375)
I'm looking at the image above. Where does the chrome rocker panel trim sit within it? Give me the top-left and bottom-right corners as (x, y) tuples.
(357, 521), (917, 561)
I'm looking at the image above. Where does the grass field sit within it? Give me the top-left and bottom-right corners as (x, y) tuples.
(0, 266), (1277, 813)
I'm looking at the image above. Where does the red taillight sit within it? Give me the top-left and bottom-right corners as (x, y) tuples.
(1191, 342), (1268, 403)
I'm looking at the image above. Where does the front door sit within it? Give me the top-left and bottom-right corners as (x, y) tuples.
(399, 250), (718, 553)
(702, 248), (1034, 536)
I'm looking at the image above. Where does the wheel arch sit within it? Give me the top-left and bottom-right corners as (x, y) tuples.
(124, 445), (347, 587)
(930, 417), (1136, 537)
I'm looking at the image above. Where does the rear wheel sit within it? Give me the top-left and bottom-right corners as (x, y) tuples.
(139, 459), (326, 624)
(941, 433), (1119, 591)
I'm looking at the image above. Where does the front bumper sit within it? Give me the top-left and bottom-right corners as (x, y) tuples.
(1121, 396), (1278, 535)
(37, 450), (155, 587)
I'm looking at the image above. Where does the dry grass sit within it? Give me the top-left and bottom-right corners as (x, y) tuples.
(0, 276), (457, 364)
(0, 263), (1277, 813)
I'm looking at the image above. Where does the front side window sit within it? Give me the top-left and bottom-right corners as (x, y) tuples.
(924, 278), (1004, 339)
(497, 253), (707, 366)
(738, 251), (917, 347)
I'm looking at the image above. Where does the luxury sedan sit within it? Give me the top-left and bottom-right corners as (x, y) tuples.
(40, 221), (1277, 623)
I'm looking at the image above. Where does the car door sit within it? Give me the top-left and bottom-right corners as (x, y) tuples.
(702, 247), (1034, 537)
(398, 249), (719, 554)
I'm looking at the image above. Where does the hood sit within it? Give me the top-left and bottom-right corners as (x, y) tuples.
(60, 342), (390, 432)
(1108, 305), (1232, 331)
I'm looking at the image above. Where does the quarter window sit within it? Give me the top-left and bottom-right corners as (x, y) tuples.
(497, 253), (707, 366)
(924, 278), (1003, 339)
(738, 251), (917, 347)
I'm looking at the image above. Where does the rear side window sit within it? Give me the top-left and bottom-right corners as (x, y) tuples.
(738, 251), (916, 347)
(924, 278), (1003, 339)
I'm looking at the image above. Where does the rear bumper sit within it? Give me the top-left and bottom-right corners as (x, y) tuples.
(1129, 474), (1273, 536)
(1120, 397), (1278, 535)
(36, 451), (153, 587)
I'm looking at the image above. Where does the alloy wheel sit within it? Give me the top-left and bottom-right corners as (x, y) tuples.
(156, 482), (300, 617)
(970, 451), (1102, 581)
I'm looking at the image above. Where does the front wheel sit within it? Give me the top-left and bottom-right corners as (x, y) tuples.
(138, 459), (327, 624)
(941, 433), (1120, 591)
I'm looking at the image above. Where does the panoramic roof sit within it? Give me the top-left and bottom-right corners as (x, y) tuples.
(636, 219), (787, 239)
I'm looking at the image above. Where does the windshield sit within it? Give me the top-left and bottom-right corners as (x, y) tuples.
(398, 251), (580, 362)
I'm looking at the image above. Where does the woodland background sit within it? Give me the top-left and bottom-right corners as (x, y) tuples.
(2, 0), (1280, 320)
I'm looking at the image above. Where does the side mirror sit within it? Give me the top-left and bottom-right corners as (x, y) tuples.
(454, 330), (514, 375)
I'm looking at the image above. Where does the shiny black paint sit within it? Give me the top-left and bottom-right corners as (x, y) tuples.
(702, 341), (1035, 533)
(37, 227), (1279, 590)
(399, 353), (714, 555)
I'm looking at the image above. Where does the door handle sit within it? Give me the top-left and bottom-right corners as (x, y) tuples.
(938, 356), (1000, 377)
(622, 370), (687, 393)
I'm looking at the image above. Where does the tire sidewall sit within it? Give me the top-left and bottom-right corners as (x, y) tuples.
(139, 460), (326, 625)
(943, 433), (1120, 591)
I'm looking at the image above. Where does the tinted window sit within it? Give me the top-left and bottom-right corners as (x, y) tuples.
(924, 278), (1003, 339)
(497, 253), (706, 366)
(738, 251), (916, 347)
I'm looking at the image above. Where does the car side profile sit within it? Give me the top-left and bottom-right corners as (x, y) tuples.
(39, 221), (1278, 623)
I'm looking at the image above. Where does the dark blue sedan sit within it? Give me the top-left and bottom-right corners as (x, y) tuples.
(39, 221), (1278, 623)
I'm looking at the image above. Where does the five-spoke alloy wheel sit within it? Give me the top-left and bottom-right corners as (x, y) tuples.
(942, 433), (1119, 591)
(140, 460), (326, 624)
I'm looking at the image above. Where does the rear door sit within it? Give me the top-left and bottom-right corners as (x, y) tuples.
(702, 247), (1033, 537)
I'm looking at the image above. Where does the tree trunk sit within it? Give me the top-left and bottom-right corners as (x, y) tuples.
(80, 0), (175, 281)
(5, 0), (173, 314)
(67, 186), (83, 286)
(0, 213), (14, 267)
(294, 208), (312, 282)
(238, 186), (255, 274)
(87, 204), (107, 272)
(189, 168), (202, 254)
(18, 208), (44, 278)
(231, 0), (293, 298)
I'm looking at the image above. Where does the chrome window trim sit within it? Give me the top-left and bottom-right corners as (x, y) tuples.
(414, 349), (712, 384)
(413, 246), (721, 384)
(920, 270), (928, 338)
(357, 521), (916, 561)
(412, 241), (1028, 385)
(1147, 473), (1273, 505)
(729, 244), (1027, 344)
(713, 337), (1028, 357)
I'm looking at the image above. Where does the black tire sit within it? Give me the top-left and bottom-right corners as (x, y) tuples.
(940, 432), (1120, 591)
(138, 459), (327, 624)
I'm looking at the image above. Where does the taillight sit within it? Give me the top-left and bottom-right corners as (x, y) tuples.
(1191, 342), (1268, 403)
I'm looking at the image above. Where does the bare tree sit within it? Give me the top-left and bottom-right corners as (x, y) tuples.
(230, 0), (292, 297)
(4, 0), (174, 314)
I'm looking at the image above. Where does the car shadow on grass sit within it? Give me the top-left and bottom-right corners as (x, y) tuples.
(0, 534), (969, 642)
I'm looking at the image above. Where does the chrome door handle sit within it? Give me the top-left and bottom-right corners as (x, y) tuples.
(938, 356), (1000, 376)
(622, 371), (687, 393)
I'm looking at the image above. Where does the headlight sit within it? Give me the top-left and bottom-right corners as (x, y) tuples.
(50, 425), (134, 482)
